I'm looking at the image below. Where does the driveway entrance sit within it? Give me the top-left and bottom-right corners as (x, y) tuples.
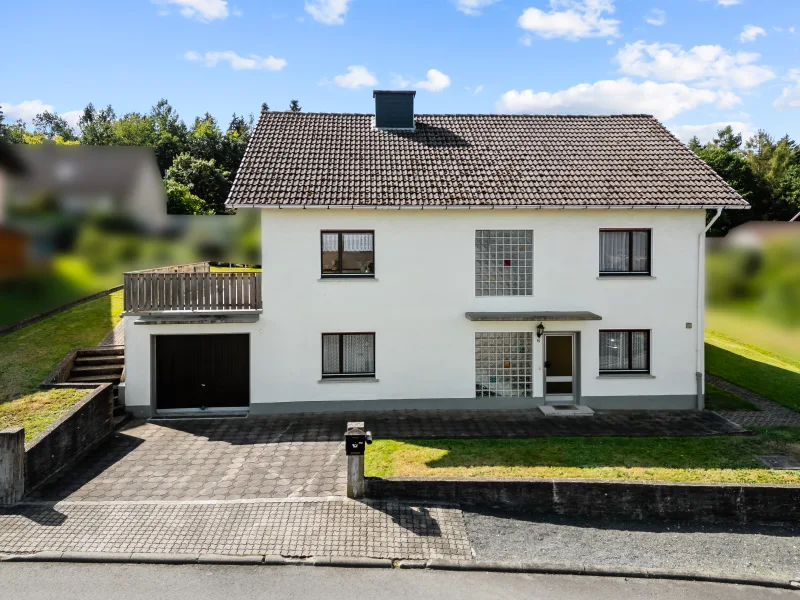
(30, 418), (347, 501)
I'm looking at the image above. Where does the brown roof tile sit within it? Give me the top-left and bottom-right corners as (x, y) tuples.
(227, 112), (748, 208)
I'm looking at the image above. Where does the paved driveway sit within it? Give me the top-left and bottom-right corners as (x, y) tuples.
(31, 419), (347, 501)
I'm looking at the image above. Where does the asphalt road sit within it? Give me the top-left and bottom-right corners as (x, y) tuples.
(0, 563), (796, 600)
(466, 510), (800, 582)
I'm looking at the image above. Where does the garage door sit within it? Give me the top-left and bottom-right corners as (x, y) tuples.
(155, 334), (249, 411)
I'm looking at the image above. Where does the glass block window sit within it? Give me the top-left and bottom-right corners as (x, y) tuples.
(475, 332), (533, 397)
(599, 230), (651, 275)
(475, 230), (533, 296)
(321, 231), (375, 277)
(322, 333), (375, 378)
(599, 330), (650, 374)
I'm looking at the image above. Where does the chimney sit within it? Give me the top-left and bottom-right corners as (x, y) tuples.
(373, 90), (416, 130)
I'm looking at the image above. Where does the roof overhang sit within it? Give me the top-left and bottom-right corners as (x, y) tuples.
(465, 311), (602, 322)
(227, 203), (749, 210)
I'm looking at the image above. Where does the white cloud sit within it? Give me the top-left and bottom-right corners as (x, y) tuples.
(155, 0), (229, 22)
(454, 0), (501, 16)
(185, 50), (287, 71)
(716, 0), (741, 6)
(740, 24), (766, 42)
(616, 41), (775, 89)
(669, 121), (753, 144)
(305, 0), (351, 25)
(332, 65), (378, 89)
(518, 0), (620, 41)
(773, 69), (800, 109)
(415, 69), (451, 92)
(0, 99), (55, 124)
(465, 84), (485, 94)
(390, 73), (411, 89)
(61, 110), (83, 132)
(645, 8), (665, 26)
(495, 78), (740, 121)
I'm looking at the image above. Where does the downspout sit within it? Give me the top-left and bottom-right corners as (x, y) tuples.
(696, 208), (723, 409)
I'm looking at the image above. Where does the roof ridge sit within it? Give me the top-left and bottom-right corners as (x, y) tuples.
(258, 111), (658, 118)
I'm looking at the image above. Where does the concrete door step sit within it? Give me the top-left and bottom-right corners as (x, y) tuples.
(538, 405), (595, 417)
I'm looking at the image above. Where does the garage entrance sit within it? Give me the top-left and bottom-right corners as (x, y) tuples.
(155, 334), (249, 412)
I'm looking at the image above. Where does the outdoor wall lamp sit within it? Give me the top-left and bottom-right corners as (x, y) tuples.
(536, 323), (545, 341)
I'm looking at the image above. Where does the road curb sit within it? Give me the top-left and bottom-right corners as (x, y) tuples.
(0, 552), (798, 590)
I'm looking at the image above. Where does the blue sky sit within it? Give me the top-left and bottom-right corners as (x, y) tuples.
(2, 0), (799, 143)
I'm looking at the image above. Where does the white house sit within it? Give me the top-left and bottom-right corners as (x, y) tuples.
(121, 91), (749, 418)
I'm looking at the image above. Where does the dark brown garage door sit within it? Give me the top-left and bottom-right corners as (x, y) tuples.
(155, 334), (249, 411)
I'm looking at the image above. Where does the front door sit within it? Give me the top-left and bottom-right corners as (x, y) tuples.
(543, 333), (576, 405)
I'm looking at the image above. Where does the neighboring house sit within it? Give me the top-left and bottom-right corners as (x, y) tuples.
(0, 142), (28, 279)
(722, 218), (800, 250)
(121, 91), (749, 418)
(6, 144), (168, 233)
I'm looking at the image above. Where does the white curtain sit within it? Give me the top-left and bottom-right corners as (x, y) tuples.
(343, 233), (373, 252)
(599, 231), (629, 272)
(631, 331), (649, 370)
(322, 233), (339, 252)
(632, 231), (649, 272)
(599, 331), (629, 370)
(322, 335), (340, 374)
(342, 334), (375, 374)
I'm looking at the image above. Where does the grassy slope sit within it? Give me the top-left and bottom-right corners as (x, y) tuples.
(705, 331), (800, 412)
(366, 430), (800, 484)
(706, 306), (800, 364)
(0, 290), (123, 441)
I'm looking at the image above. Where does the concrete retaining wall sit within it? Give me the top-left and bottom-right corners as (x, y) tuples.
(365, 477), (800, 523)
(24, 384), (115, 492)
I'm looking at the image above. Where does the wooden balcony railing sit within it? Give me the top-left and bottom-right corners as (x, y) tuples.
(123, 271), (262, 313)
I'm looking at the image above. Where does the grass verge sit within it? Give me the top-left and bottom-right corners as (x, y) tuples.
(705, 330), (800, 413)
(0, 289), (123, 439)
(705, 383), (760, 411)
(365, 430), (800, 485)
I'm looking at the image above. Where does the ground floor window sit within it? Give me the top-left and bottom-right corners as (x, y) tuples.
(599, 330), (650, 374)
(475, 332), (533, 397)
(322, 333), (375, 378)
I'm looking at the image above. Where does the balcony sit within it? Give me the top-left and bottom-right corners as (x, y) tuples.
(122, 263), (262, 322)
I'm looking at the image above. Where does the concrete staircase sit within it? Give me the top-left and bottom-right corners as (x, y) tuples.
(64, 346), (130, 428)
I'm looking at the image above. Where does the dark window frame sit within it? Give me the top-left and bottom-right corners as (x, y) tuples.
(321, 332), (376, 379)
(599, 329), (651, 375)
(599, 228), (652, 276)
(320, 230), (375, 278)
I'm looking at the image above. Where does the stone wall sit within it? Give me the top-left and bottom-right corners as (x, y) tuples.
(365, 477), (800, 523)
(25, 384), (115, 492)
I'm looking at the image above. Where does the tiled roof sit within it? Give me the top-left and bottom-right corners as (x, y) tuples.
(227, 112), (749, 208)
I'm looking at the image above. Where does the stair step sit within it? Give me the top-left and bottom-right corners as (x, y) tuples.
(113, 413), (132, 429)
(74, 355), (124, 366)
(77, 346), (125, 357)
(67, 375), (122, 383)
(71, 365), (123, 375)
(113, 404), (127, 417)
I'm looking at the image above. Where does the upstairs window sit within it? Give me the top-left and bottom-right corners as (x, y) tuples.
(322, 333), (375, 379)
(321, 231), (374, 277)
(599, 229), (651, 276)
(599, 330), (650, 374)
(475, 230), (533, 296)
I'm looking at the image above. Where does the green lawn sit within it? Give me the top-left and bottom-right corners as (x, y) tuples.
(705, 330), (800, 413)
(0, 290), (123, 441)
(365, 429), (800, 485)
(706, 306), (800, 364)
(704, 383), (760, 411)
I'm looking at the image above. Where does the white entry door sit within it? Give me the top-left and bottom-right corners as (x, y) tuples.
(543, 333), (576, 405)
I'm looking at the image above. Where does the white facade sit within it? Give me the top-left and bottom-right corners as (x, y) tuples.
(123, 207), (707, 416)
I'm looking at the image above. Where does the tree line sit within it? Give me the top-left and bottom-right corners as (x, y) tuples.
(1, 103), (798, 232)
(689, 126), (800, 235)
(0, 98), (303, 215)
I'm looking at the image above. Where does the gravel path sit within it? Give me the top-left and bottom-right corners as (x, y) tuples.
(707, 374), (800, 427)
(466, 510), (800, 581)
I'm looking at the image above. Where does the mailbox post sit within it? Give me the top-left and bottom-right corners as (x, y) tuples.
(345, 421), (371, 498)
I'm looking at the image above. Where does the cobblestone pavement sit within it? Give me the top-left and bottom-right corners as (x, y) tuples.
(0, 499), (471, 560)
(30, 420), (347, 501)
(98, 321), (124, 346)
(707, 374), (800, 427)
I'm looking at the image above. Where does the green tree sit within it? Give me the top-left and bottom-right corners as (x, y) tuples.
(0, 110), (27, 144)
(261, 102), (269, 112)
(164, 152), (231, 214)
(165, 179), (209, 215)
(113, 112), (156, 147)
(289, 99), (301, 113)
(148, 99), (188, 175)
(32, 111), (77, 141)
(220, 113), (253, 182)
(79, 103), (117, 146)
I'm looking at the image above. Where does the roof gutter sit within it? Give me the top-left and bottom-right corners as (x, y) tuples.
(696, 207), (723, 410)
(228, 203), (750, 210)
